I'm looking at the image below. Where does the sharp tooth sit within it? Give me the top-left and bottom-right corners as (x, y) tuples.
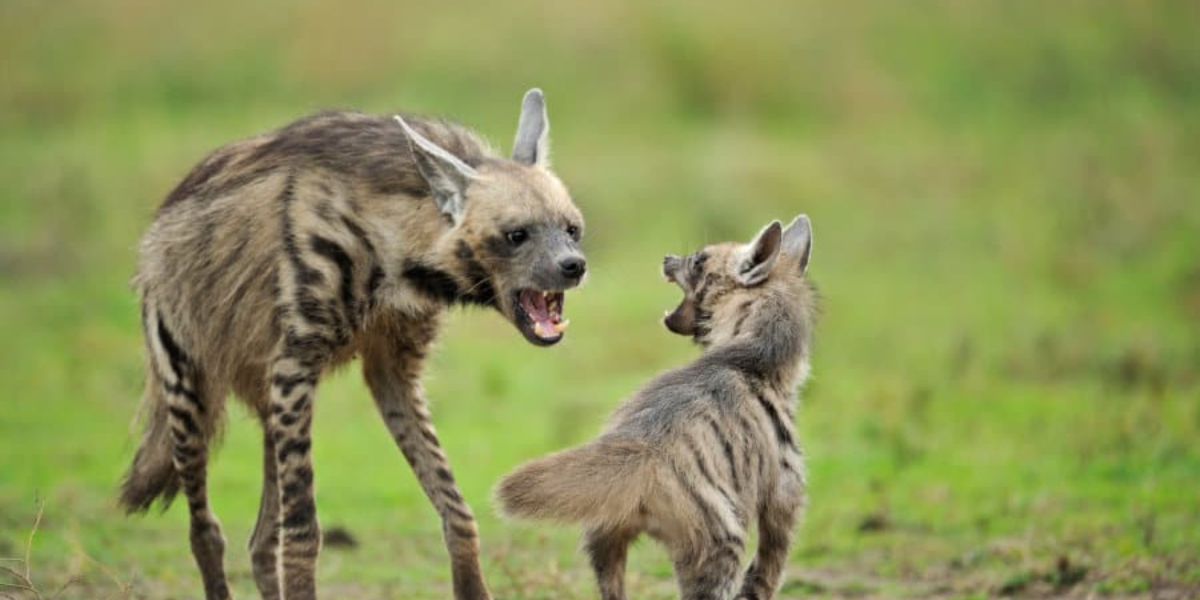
(553, 319), (570, 333)
(533, 322), (546, 338)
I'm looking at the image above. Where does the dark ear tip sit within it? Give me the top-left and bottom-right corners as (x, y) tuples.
(766, 220), (784, 240)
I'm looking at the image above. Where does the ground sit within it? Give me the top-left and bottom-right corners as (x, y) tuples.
(0, 1), (1197, 599)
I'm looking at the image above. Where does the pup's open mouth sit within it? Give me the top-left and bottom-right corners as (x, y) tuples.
(660, 256), (693, 335)
(514, 289), (569, 346)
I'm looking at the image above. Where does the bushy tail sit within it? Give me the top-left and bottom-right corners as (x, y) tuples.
(495, 438), (654, 528)
(118, 376), (180, 513)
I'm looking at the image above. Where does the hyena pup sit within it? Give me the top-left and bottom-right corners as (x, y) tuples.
(496, 216), (817, 600)
(120, 89), (584, 600)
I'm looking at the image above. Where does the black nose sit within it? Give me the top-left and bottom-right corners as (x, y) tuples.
(559, 256), (586, 280)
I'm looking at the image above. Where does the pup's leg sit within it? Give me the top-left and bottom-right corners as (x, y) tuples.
(737, 481), (803, 599)
(584, 526), (638, 600)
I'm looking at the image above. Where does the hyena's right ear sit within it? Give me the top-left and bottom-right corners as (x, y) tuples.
(512, 88), (550, 168)
(782, 214), (813, 274)
(395, 115), (478, 224)
(737, 220), (783, 286)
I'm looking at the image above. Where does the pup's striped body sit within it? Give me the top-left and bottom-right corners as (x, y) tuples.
(121, 90), (585, 600)
(497, 217), (816, 600)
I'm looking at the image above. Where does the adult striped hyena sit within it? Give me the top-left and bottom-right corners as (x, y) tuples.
(120, 89), (584, 600)
(496, 216), (816, 600)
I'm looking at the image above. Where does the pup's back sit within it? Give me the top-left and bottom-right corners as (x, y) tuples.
(497, 216), (818, 600)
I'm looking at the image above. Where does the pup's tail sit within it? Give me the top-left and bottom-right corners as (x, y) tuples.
(495, 437), (654, 529)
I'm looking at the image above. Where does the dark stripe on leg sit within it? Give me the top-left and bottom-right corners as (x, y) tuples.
(273, 373), (316, 398)
(165, 381), (202, 407)
(282, 496), (316, 530)
(156, 312), (189, 380)
(277, 438), (311, 462)
(168, 406), (201, 436)
(294, 289), (332, 328)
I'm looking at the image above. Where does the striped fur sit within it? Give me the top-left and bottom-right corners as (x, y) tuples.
(120, 89), (584, 600)
(496, 217), (817, 600)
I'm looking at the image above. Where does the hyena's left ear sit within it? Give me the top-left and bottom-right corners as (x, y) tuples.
(782, 214), (813, 274)
(512, 88), (550, 168)
(395, 115), (478, 223)
(737, 220), (783, 286)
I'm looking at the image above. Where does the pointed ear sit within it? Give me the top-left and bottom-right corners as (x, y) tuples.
(737, 220), (783, 286)
(781, 214), (813, 274)
(512, 88), (550, 167)
(395, 115), (478, 223)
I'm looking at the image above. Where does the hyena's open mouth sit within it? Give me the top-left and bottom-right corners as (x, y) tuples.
(514, 289), (568, 346)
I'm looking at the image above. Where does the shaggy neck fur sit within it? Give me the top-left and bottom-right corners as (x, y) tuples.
(699, 275), (817, 393)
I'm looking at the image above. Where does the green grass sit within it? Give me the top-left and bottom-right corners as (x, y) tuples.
(1, 0), (1198, 598)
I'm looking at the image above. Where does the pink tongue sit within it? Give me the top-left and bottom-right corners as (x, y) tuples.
(522, 292), (556, 334)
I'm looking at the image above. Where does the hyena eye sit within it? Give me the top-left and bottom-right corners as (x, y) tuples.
(566, 224), (580, 241)
(687, 253), (707, 277)
(506, 229), (529, 246)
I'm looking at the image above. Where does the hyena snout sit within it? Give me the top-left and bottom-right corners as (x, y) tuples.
(662, 254), (682, 281)
(557, 254), (586, 281)
(527, 247), (587, 291)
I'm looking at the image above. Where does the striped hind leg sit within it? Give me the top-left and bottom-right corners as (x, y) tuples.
(267, 348), (324, 600)
(584, 526), (638, 600)
(148, 309), (231, 600)
(737, 472), (804, 600)
(664, 457), (748, 600)
(249, 410), (283, 600)
(673, 539), (745, 600)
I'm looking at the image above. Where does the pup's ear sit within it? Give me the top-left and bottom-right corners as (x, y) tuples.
(512, 88), (550, 167)
(781, 214), (813, 274)
(395, 115), (478, 224)
(737, 220), (783, 286)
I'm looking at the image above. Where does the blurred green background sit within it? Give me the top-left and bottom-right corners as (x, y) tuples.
(1, 1), (1197, 598)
